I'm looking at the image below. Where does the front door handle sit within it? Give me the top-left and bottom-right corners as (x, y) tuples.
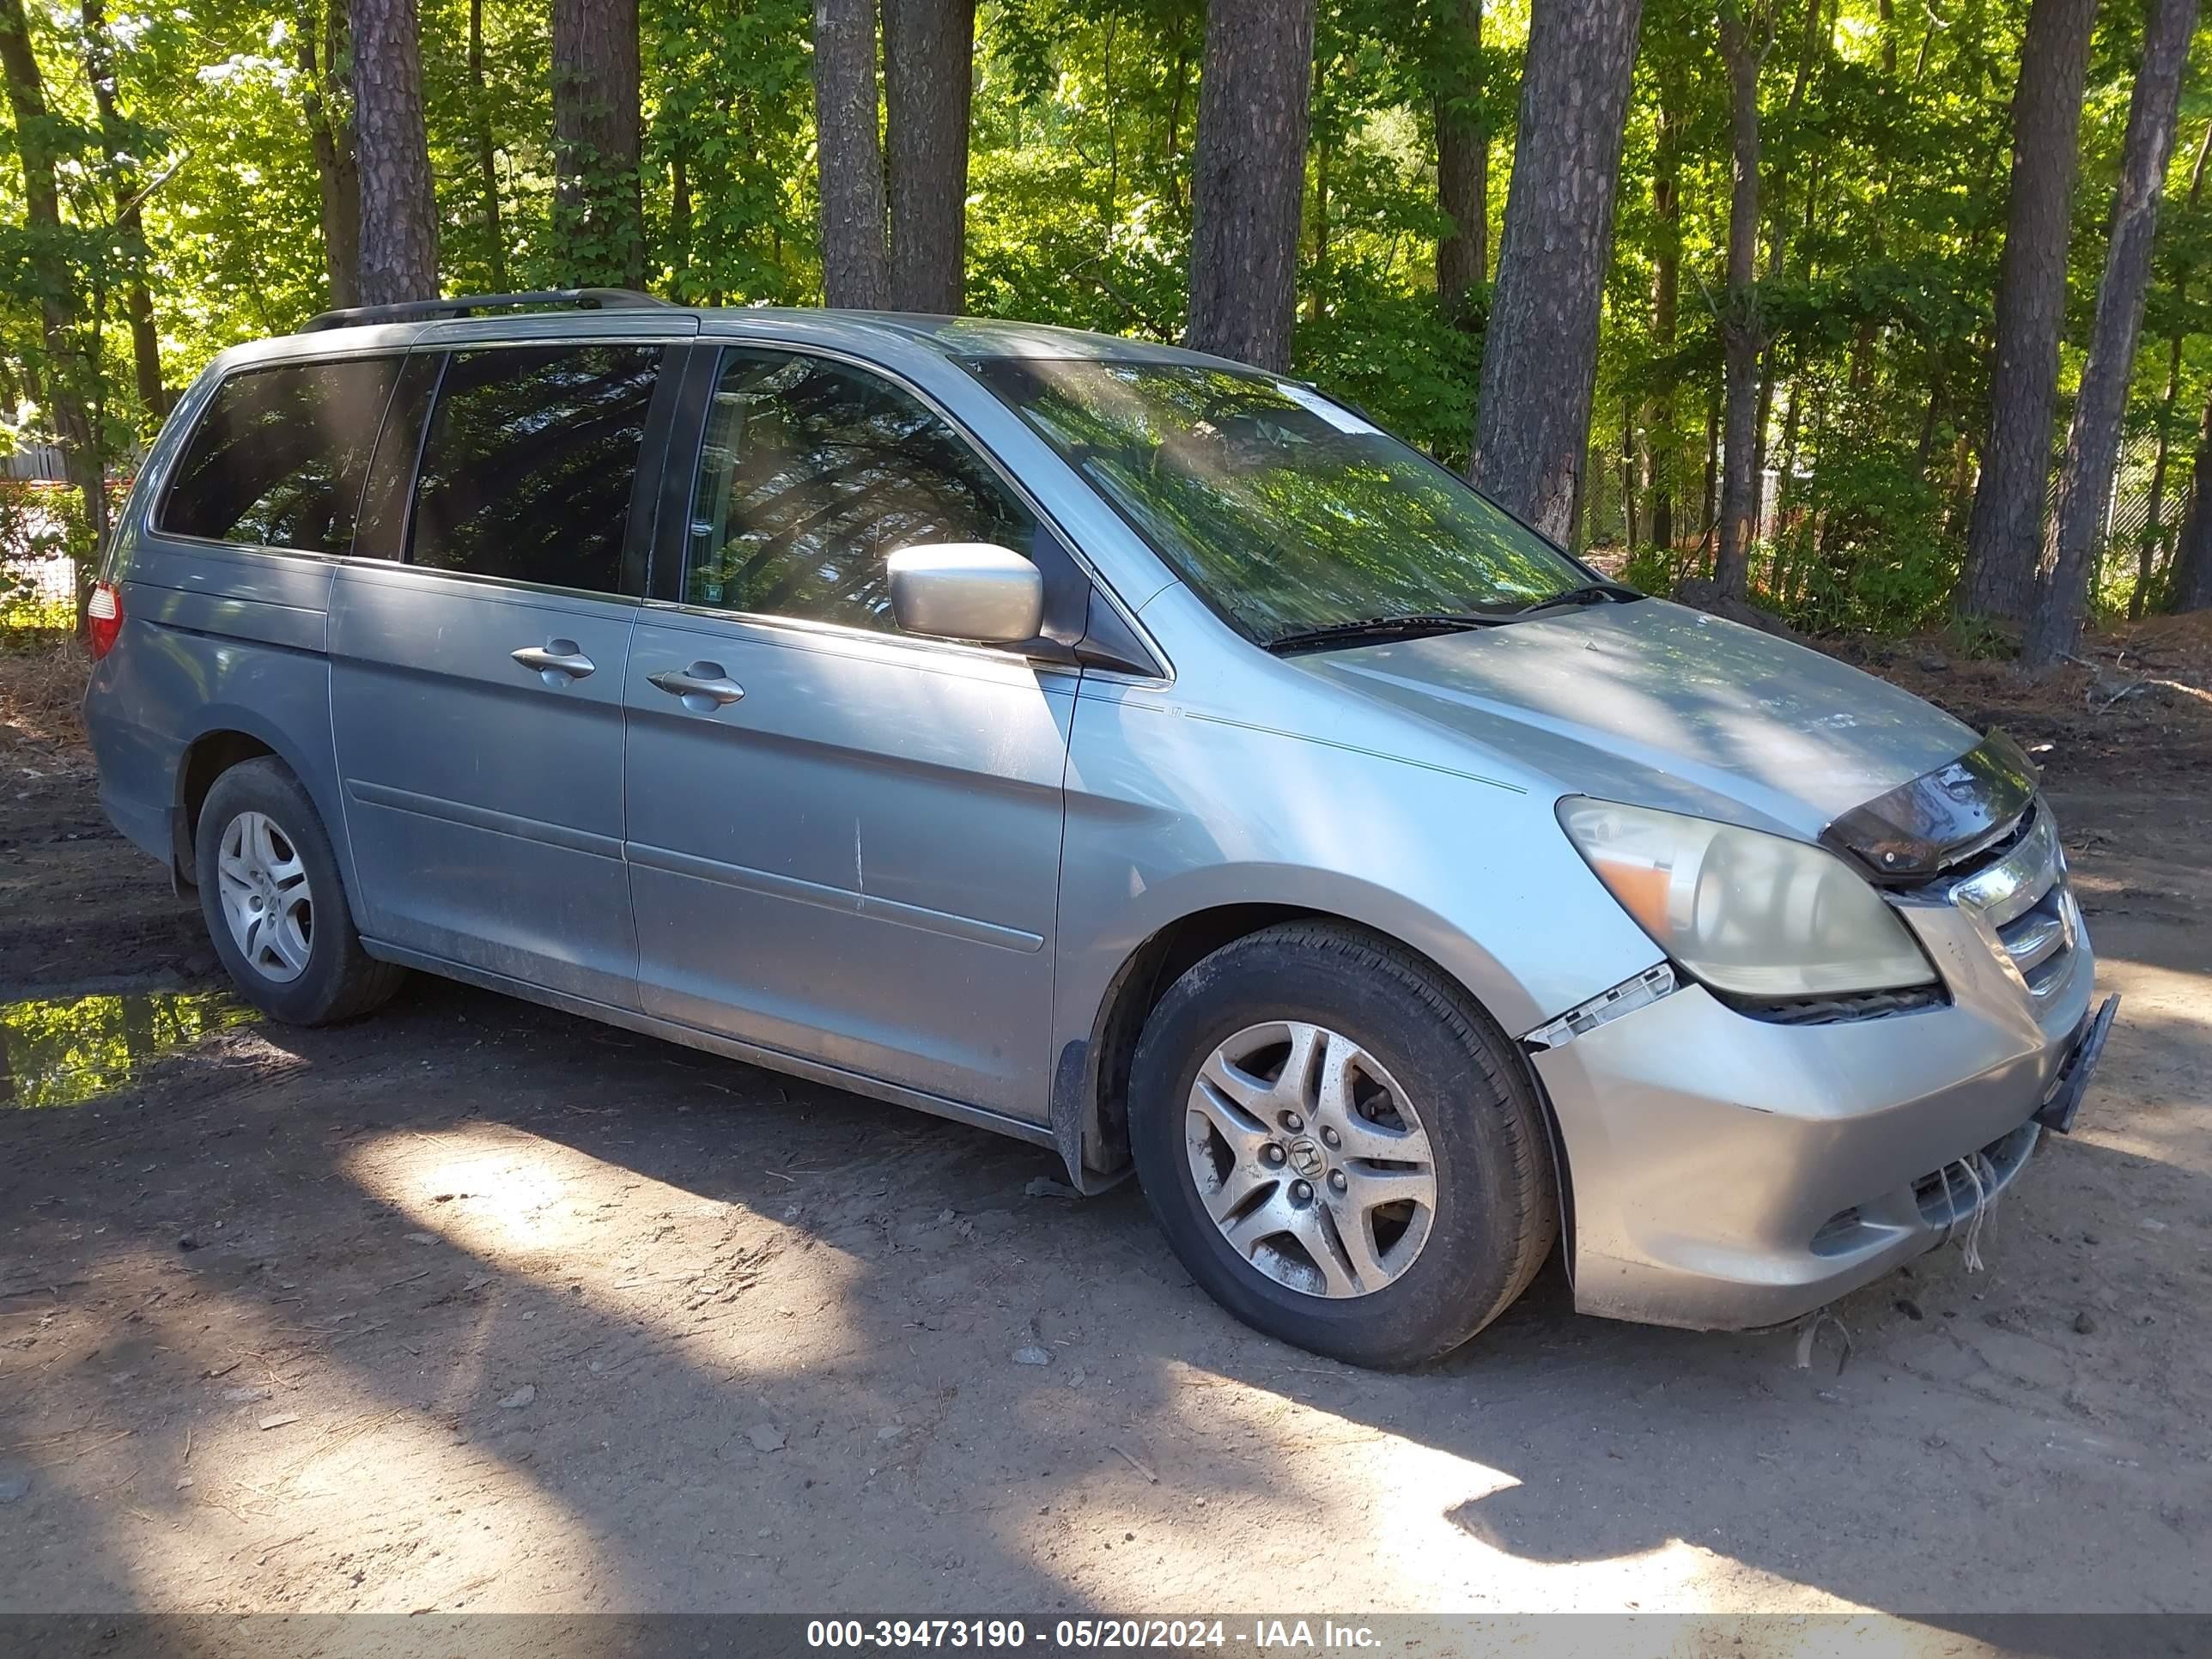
(513, 641), (596, 682)
(647, 664), (747, 708)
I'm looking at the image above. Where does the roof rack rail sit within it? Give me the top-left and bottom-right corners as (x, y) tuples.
(298, 288), (678, 333)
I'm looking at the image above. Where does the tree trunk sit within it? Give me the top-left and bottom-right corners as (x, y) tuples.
(1647, 59), (1682, 555)
(1469, 0), (1644, 538)
(552, 0), (645, 289)
(1960, 0), (2098, 622)
(1184, 0), (1316, 372)
(2176, 392), (2212, 611)
(1759, 0), (1824, 311)
(882, 0), (974, 313)
(469, 0), (508, 291)
(1305, 46), (1328, 325)
(80, 0), (165, 416)
(301, 2), (362, 310)
(2022, 0), (2198, 672)
(812, 0), (890, 307)
(1943, 430), (1977, 534)
(1433, 0), (1485, 321)
(1102, 16), (1122, 228)
(349, 0), (440, 306)
(1752, 350), (1778, 533)
(1620, 398), (1639, 550)
(670, 157), (691, 288)
(0, 0), (105, 555)
(1777, 370), (1804, 518)
(2134, 118), (2212, 617)
(1795, 378), (1834, 604)
(1699, 378), (1721, 556)
(1166, 46), (1191, 215)
(2138, 356), (2180, 619)
(1714, 3), (1765, 599)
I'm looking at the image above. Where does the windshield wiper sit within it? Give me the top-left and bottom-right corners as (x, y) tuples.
(1265, 613), (1509, 653)
(1510, 580), (1642, 616)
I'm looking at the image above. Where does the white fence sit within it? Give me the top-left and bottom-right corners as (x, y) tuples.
(3, 441), (70, 483)
(7, 553), (76, 611)
(2, 481), (82, 621)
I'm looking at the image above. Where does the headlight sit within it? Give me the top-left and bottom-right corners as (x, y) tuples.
(1558, 797), (1937, 998)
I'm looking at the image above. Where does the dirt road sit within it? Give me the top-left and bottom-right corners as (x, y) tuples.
(3, 637), (2208, 1628)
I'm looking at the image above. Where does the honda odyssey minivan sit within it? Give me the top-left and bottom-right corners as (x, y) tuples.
(82, 289), (2118, 1367)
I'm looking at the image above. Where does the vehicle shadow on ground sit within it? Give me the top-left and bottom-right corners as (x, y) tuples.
(4, 974), (2206, 1616)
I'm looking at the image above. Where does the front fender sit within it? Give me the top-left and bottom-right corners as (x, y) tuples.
(1049, 676), (1662, 1183)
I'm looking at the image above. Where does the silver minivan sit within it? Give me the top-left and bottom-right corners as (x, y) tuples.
(83, 290), (2117, 1367)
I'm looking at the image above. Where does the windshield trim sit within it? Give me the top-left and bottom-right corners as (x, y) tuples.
(956, 353), (1619, 648)
(1263, 611), (1516, 655)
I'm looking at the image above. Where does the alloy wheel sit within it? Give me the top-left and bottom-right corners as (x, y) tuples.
(1184, 1019), (1437, 1297)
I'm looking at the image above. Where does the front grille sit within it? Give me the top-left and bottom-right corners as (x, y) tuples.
(1997, 886), (2073, 996)
(1929, 799), (2078, 999)
(1932, 804), (2034, 880)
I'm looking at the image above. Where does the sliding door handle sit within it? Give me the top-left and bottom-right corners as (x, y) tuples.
(647, 665), (747, 708)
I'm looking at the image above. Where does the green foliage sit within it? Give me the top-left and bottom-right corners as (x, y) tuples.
(1297, 278), (1483, 466)
(0, 477), (89, 565)
(643, 0), (814, 303)
(2, 0), (2209, 638)
(422, 0), (551, 293)
(1947, 611), (2020, 663)
(1758, 450), (1960, 636)
(0, 477), (115, 628)
(967, 0), (1203, 335)
(1621, 544), (1678, 594)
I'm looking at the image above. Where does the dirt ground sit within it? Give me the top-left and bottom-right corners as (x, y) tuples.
(2, 623), (2209, 1636)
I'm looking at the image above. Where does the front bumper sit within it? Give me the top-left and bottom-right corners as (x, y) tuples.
(1531, 835), (2106, 1331)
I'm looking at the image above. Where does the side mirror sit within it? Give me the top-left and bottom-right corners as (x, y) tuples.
(886, 543), (1044, 645)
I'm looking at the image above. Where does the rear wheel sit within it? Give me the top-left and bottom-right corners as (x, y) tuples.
(1129, 921), (1556, 1368)
(194, 757), (404, 1024)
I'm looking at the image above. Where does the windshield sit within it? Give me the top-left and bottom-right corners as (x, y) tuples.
(966, 356), (1592, 644)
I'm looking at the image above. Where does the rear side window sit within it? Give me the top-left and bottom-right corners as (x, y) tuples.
(408, 344), (661, 595)
(158, 357), (401, 553)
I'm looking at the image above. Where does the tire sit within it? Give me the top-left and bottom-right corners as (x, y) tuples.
(193, 757), (405, 1025)
(1129, 921), (1557, 1368)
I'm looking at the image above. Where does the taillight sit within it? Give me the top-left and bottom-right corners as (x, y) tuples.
(87, 580), (122, 660)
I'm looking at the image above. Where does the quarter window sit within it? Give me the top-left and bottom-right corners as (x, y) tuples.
(158, 357), (401, 554)
(408, 345), (661, 594)
(684, 349), (1038, 631)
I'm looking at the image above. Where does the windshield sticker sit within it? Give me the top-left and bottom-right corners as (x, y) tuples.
(1273, 381), (1378, 435)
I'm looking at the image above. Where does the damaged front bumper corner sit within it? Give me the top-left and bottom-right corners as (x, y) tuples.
(1525, 950), (2108, 1333)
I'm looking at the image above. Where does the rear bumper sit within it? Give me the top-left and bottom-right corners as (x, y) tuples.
(96, 780), (177, 870)
(83, 671), (182, 872)
(1532, 928), (2104, 1331)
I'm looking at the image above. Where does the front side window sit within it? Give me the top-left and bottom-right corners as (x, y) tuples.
(684, 349), (1037, 632)
(968, 356), (1590, 645)
(408, 344), (661, 594)
(158, 357), (401, 554)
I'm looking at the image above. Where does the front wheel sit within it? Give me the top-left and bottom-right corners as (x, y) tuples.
(194, 757), (405, 1024)
(1129, 921), (1557, 1368)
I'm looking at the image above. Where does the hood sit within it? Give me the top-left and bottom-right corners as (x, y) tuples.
(1290, 599), (1982, 842)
